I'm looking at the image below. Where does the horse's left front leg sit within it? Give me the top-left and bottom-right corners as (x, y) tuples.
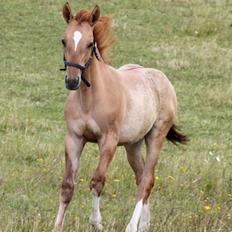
(89, 133), (118, 231)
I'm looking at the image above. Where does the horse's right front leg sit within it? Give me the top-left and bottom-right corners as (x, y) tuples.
(54, 134), (85, 232)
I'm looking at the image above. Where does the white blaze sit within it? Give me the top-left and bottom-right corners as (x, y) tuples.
(73, 31), (82, 51)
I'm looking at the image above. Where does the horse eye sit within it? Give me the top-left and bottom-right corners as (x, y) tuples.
(61, 39), (66, 47)
(87, 42), (94, 48)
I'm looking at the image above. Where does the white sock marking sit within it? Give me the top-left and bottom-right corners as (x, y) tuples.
(126, 200), (143, 232)
(89, 190), (102, 230)
(55, 202), (66, 231)
(138, 202), (150, 232)
(73, 31), (82, 51)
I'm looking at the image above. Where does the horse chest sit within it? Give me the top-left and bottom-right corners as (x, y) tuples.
(119, 85), (158, 143)
(66, 115), (101, 142)
(83, 118), (101, 142)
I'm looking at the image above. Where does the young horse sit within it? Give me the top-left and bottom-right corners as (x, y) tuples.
(55, 3), (187, 232)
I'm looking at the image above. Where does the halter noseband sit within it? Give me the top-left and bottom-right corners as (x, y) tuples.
(60, 41), (100, 88)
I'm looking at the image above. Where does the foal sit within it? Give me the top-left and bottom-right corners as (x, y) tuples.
(54, 3), (187, 232)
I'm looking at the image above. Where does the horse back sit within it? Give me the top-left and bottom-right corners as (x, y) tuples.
(117, 65), (177, 144)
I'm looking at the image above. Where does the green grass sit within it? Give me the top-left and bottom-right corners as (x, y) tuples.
(0, 0), (232, 231)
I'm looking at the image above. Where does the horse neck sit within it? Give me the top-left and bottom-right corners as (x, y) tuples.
(78, 56), (106, 111)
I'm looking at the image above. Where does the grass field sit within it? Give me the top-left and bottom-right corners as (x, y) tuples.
(0, 0), (232, 231)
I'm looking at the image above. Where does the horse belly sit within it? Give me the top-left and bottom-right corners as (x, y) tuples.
(119, 86), (158, 144)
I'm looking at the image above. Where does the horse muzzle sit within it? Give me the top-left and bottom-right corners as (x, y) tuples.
(64, 74), (81, 90)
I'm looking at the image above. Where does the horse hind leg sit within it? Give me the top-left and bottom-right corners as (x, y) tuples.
(125, 140), (144, 186)
(126, 119), (172, 232)
(138, 201), (150, 232)
(125, 141), (151, 232)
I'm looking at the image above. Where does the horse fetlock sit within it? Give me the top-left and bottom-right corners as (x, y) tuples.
(138, 219), (150, 232)
(90, 212), (102, 222)
(125, 222), (138, 232)
(138, 222), (150, 232)
(61, 181), (74, 203)
(90, 176), (105, 194)
(54, 223), (63, 232)
(90, 211), (102, 227)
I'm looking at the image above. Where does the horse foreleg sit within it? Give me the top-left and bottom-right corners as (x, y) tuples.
(126, 120), (171, 232)
(54, 134), (85, 232)
(89, 133), (118, 231)
(89, 189), (103, 231)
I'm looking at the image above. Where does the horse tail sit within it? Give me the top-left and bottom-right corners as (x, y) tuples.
(166, 124), (189, 145)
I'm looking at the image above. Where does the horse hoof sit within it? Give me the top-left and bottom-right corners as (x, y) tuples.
(54, 225), (62, 232)
(138, 222), (150, 232)
(92, 223), (103, 231)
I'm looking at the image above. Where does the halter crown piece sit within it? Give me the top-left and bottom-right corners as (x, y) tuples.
(60, 40), (100, 87)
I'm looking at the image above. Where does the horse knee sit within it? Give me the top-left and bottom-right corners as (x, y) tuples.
(61, 180), (74, 204)
(90, 175), (105, 196)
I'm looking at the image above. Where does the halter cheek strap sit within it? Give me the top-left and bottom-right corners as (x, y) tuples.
(60, 42), (100, 88)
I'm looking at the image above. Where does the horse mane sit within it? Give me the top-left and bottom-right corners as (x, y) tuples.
(75, 9), (113, 63)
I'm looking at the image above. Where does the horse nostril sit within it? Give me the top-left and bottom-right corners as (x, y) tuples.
(65, 75), (74, 84)
(64, 74), (81, 90)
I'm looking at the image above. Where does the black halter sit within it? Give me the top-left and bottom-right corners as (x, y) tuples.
(60, 41), (100, 87)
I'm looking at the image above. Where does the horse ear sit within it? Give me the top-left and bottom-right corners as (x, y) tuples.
(63, 2), (73, 24)
(89, 5), (100, 26)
